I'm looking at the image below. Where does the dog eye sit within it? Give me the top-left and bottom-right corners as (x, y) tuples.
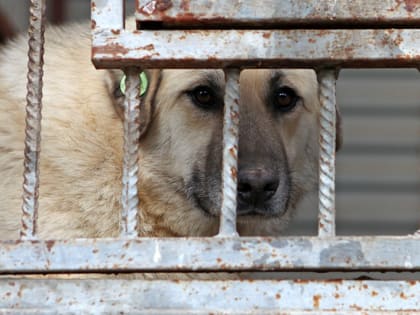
(274, 87), (299, 112)
(189, 86), (218, 109)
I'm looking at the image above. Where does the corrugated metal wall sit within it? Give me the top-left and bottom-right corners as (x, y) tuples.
(0, 0), (419, 236)
(290, 69), (420, 236)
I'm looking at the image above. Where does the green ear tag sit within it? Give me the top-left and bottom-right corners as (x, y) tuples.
(119, 72), (148, 96)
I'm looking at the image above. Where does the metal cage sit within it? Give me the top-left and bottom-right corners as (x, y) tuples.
(0, 0), (419, 313)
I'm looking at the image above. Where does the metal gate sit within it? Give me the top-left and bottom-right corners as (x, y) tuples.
(0, 0), (419, 313)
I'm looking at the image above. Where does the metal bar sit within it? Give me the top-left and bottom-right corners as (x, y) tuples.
(0, 279), (419, 313)
(0, 237), (419, 272)
(136, 0), (420, 27)
(120, 69), (141, 238)
(317, 70), (338, 237)
(91, 29), (420, 69)
(91, 0), (124, 30)
(218, 69), (240, 237)
(20, 0), (46, 240)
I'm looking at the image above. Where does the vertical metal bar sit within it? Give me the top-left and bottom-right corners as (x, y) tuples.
(120, 68), (141, 238)
(218, 69), (240, 237)
(317, 69), (338, 238)
(20, 0), (46, 240)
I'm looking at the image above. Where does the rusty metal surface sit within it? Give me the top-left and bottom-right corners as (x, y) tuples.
(0, 237), (419, 273)
(318, 70), (338, 237)
(20, 0), (46, 240)
(120, 69), (141, 238)
(91, 0), (124, 30)
(0, 279), (419, 313)
(136, 0), (420, 27)
(218, 69), (240, 236)
(91, 29), (420, 69)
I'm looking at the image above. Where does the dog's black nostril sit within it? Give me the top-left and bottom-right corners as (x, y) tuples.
(237, 168), (279, 206)
(237, 182), (252, 193)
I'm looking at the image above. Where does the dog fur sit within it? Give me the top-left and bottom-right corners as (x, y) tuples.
(0, 22), (341, 240)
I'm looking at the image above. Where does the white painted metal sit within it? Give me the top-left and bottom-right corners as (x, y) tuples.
(20, 0), (46, 241)
(218, 69), (240, 237)
(318, 70), (338, 237)
(0, 279), (419, 314)
(120, 69), (141, 238)
(1, 0), (420, 313)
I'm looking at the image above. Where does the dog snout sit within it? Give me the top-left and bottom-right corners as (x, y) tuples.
(237, 167), (279, 210)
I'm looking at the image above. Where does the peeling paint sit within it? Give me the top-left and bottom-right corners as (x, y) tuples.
(320, 241), (367, 266)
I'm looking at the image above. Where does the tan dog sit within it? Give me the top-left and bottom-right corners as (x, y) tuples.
(0, 23), (341, 239)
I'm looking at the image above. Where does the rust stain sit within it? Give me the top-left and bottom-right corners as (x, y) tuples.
(45, 240), (55, 252)
(396, 0), (419, 12)
(350, 304), (363, 311)
(17, 284), (26, 298)
(229, 147), (237, 159)
(371, 290), (378, 297)
(111, 29), (121, 35)
(93, 43), (129, 56)
(180, 0), (190, 11)
(275, 293), (281, 300)
(140, 44), (155, 51)
(230, 110), (239, 120)
(173, 12), (196, 22)
(91, 19), (96, 29)
(262, 32), (272, 39)
(230, 166), (237, 179)
(313, 294), (321, 308)
(156, 0), (173, 11)
(394, 33), (404, 46)
(400, 292), (408, 299)
(308, 38), (316, 43)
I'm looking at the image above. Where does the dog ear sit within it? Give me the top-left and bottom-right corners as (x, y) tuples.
(104, 69), (161, 139)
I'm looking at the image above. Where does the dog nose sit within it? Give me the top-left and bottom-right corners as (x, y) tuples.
(237, 168), (279, 207)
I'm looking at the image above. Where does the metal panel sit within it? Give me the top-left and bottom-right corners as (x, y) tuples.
(136, 0), (420, 27)
(0, 237), (419, 273)
(0, 279), (419, 314)
(91, 29), (420, 69)
(20, 0), (46, 240)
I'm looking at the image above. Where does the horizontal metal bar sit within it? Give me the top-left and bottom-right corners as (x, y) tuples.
(0, 279), (418, 313)
(135, 0), (420, 28)
(0, 237), (419, 273)
(92, 29), (420, 68)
